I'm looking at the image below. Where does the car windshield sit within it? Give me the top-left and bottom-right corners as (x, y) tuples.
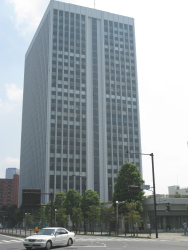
(37, 229), (55, 235)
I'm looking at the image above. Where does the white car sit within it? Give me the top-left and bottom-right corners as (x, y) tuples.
(23, 227), (76, 250)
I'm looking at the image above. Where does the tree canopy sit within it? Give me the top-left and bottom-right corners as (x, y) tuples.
(81, 189), (100, 230)
(81, 189), (100, 212)
(112, 162), (144, 214)
(54, 192), (66, 208)
(64, 189), (82, 219)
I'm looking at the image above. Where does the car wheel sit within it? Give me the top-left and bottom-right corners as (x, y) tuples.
(45, 240), (52, 250)
(66, 238), (72, 246)
(25, 248), (32, 250)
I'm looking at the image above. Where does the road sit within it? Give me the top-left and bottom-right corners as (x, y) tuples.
(0, 234), (188, 250)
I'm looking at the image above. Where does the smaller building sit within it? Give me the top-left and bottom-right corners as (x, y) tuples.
(5, 168), (20, 179)
(142, 195), (188, 230)
(0, 174), (19, 208)
(168, 185), (188, 196)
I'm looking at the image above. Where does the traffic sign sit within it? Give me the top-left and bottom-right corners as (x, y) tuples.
(140, 185), (150, 190)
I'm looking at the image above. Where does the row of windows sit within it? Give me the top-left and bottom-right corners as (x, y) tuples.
(50, 177), (86, 190)
(0, 183), (13, 186)
(53, 40), (86, 47)
(51, 145), (87, 151)
(51, 129), (86, 139)
(50, 137), (86, 143)
(51, 148), (87, 154)
(53, 9), (85, 20)
(51, 132), (86, 139)
(106, 128), (139, 135)
(53, 23), (85, 30)
(105, 79), (136, 86)
(106, 91), (136, 98)
(50, 100), (86, 108)
(107, 158), (139, 165)
(0, 196), (12, 199)
(52, 82), (86, 88)
(104, 20), (132, 29)
(0, 201), (13, 204)
(106, 82), (136, 88)
(104, 38), (133, 46)
(51, 115), (86, 121)
(53, 53), (86, 60)
(53, 49), (86, 56)
(50, 166), (87, 171)
(52, 70), (86, 77)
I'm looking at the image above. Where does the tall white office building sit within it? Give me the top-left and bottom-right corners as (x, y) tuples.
(19, 0), (142, 204)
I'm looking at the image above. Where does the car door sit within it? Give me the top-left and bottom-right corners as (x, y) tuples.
(54, 229), (63, 245)
(60, 229), (69, 245)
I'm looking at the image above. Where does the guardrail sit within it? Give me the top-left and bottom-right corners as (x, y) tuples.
(0, 228), (34, 237)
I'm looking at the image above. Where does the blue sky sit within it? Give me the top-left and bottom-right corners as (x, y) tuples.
(1, 0), (188, 194)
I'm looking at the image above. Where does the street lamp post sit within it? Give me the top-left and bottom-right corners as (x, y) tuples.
(127, 151), (158, 238)
(150, 153), (158, 238)
(49, 192), (54, 227)
(55, 209), (57, 226)
(116, 201), (125, 235)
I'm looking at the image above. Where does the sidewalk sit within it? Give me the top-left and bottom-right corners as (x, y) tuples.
(117, 232), (188, 241)
(151, 232), (188, 241)
(88, 232), (188, 241)
(1, 229), (188, 241)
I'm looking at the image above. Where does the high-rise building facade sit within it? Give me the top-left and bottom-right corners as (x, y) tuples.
(6, 168), (20, 179)
(19, 0), (142, 204)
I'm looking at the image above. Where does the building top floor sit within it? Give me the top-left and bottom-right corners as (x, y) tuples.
(168, 185), (188, 195)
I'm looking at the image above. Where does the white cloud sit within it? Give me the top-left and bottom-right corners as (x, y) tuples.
(6, 0), (95, 37)
(0, 84), (23, 113)
(6, 0), (49, 36)
(5, 83), (22, 102)
(2, 157), (20, 167)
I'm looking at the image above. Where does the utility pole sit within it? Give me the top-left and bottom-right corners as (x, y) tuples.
(116, 201), (125, 235)
(150, 153), (158, 238)
(127, 151), (158, 238)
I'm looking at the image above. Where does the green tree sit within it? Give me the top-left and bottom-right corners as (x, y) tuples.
(112, 162), (144, 215)
(124, 202), (142, 235)
(54, 192), (66, 209)
(36, 206), (47, 227)
(1, 205), (19, 227)
(44, 192), (66, 226)
(81, 190), (100, 232)
(56, 207), (67, 227)
(71, 207), (83, 232)
(45, 203), (54, 226)
(186, 203), (188, 212)
(63, 189), (82, 230)
(25, 213), (33, 228)
(64, 189), (82, 218)
(101, 206), (116, 234)
(86, 205), (100, 233)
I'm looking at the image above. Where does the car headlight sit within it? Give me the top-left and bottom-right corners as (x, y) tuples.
(24, 239), (29, 242)
(35, 239), (46, 242)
